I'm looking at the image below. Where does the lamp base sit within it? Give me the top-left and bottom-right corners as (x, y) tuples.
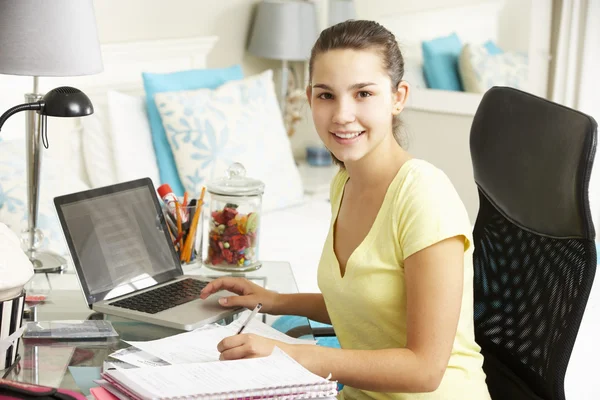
(29, 250), (67, 273)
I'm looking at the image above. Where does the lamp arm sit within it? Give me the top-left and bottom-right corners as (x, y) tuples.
(0, 102), (44, 131)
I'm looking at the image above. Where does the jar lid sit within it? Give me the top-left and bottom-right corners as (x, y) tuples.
(207, 163), (265, 197)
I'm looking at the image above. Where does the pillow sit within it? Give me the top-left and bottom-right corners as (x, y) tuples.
(458, 43), (529, 94)
(107, 91), (161, 187)
(421, 33), (463, 91)
(484, 40), (503, 55)
(154, 69), (305, 213)
(0, 138), (90, 256)
(142, 65), (245, 197)
(81, 113), (118, 188)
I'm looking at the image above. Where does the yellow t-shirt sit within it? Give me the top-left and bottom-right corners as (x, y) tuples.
(318, 159), (491, 400)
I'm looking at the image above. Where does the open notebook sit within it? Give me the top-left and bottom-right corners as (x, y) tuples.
(98, 348), (338, 400)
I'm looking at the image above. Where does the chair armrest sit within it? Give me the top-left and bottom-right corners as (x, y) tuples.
(285, 325), (336, 338)
(311, 327), (336, 337)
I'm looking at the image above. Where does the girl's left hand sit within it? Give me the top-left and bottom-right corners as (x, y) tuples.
(217, 334), (287, 360)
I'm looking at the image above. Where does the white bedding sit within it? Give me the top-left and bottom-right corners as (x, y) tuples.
(259, 196), (331, 294)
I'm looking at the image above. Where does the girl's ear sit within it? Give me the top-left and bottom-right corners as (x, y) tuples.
(306, 85), (312, 107)
(392, 81), (410, 115)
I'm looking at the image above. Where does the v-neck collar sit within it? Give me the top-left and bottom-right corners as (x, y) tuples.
(330, 160), (414, 280)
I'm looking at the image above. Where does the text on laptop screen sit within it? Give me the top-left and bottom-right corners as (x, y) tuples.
(59, 186), (177, 296)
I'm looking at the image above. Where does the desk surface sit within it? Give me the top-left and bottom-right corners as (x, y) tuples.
(3, 260), (309, 394)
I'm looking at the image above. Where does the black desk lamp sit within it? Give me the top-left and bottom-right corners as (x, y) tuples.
(0, 87), (94, 271)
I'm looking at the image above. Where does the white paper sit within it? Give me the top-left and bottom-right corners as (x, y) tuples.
(0, 325), (25, 354)
(106, 348), (336, 399)
(103, 360), (137, 371)
(124, 317), (315, 365)
(109, 347), (169, 368)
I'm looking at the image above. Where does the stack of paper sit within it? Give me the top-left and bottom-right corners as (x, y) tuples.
(92, 317), (333, 400)
(107, 317), (315, 367)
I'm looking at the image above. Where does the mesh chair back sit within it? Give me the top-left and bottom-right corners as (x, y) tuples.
(470, 87), (597, 400)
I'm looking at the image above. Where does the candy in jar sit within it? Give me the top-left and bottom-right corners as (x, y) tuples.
(203, 163), (264, 272)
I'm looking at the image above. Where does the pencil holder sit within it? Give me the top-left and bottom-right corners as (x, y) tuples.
(163, 203), (204, 266)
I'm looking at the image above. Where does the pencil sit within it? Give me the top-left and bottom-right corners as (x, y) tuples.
(182, 187), (206, 262)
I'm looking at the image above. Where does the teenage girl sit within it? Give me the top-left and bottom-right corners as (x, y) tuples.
(200, 20), (491, 400)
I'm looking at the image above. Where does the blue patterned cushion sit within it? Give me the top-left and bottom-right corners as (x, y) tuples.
(154, 69), (304, 213)
(459, 43), (529, 93)
(142, 65), (244, 197)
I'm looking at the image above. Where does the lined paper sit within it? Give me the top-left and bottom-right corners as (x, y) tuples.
(105, 348), (336, 399)
(124, 317), (315, 365)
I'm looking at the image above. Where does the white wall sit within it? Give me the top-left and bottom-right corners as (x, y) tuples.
(91, 0), (278, 76)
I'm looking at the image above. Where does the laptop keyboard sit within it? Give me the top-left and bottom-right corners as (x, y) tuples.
(109, 278), (208, 314)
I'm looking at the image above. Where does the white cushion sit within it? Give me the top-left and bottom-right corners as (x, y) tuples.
(0, 223), (34, 300)
(80, 91), (161, 189)
(81, 113), (118, 187)
(458, 43), (529, 93)
(154, 69), (304, 213)
(107, 91), (161, 187)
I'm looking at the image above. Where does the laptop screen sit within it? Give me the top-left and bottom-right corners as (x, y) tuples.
(54, 178), (183, 306)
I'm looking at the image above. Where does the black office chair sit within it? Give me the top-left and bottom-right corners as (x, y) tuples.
(470, 86), (598, 400)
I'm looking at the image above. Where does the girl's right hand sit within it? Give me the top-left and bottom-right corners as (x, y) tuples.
(199, 277), (279, 314)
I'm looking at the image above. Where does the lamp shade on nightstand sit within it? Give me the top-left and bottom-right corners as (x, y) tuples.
(248, 0), (319, 61)
(0, 0), (103, 77)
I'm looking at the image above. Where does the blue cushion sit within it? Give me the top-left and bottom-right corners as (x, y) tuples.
(142, 65), (244, 196)
(421, 33), (463, 91)
(484, 40), (503, 55)
(272, 316), (340, 348)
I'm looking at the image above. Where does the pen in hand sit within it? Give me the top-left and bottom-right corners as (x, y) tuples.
(236, 303), (263, 334)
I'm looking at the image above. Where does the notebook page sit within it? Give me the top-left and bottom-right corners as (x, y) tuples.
(226, 317), (317, 345)
(124, 318), (314, 365)
(125, 329), (219, 364)
(106, 348), (335, 400)
(109, 346), (170, 367)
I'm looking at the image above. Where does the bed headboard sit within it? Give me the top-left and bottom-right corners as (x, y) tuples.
(46, 36), (218, 103)
(378, 0), (505, 63)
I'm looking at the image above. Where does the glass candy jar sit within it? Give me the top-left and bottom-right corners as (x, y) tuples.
(202, 163), (265, 272)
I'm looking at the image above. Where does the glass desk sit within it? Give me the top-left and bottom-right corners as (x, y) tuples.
(2, 260), (310, 394)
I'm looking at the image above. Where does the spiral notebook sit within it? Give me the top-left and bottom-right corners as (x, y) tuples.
(99, 347), (337, 400)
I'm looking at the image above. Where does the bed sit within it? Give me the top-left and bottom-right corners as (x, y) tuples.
(0, 35), (330, 294)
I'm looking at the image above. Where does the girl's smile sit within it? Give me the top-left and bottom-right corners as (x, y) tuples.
(330, 130), (366, 144)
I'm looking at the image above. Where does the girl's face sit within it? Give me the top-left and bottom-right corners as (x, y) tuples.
(307, 49), (407, 165)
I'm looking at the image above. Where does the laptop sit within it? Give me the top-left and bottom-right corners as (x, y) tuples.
(54, 177), (241, 331)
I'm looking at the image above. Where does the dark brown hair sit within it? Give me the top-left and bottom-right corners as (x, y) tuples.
(308, 20), (407, 152)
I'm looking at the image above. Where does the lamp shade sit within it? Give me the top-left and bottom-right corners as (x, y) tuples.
(329, 0), (356, 26)
(0, 0), (103, 77)
(248, 0), (319, 61)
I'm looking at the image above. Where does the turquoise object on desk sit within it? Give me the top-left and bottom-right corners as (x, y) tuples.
(68, 366), (101, 396)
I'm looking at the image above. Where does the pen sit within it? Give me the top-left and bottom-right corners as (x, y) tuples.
(2, 354), (20, 379)
(236, 303), (262, 334)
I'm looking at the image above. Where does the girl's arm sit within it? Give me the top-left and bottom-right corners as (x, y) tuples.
(273, 293), (331, 324)
(280, 236), (464, 393)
